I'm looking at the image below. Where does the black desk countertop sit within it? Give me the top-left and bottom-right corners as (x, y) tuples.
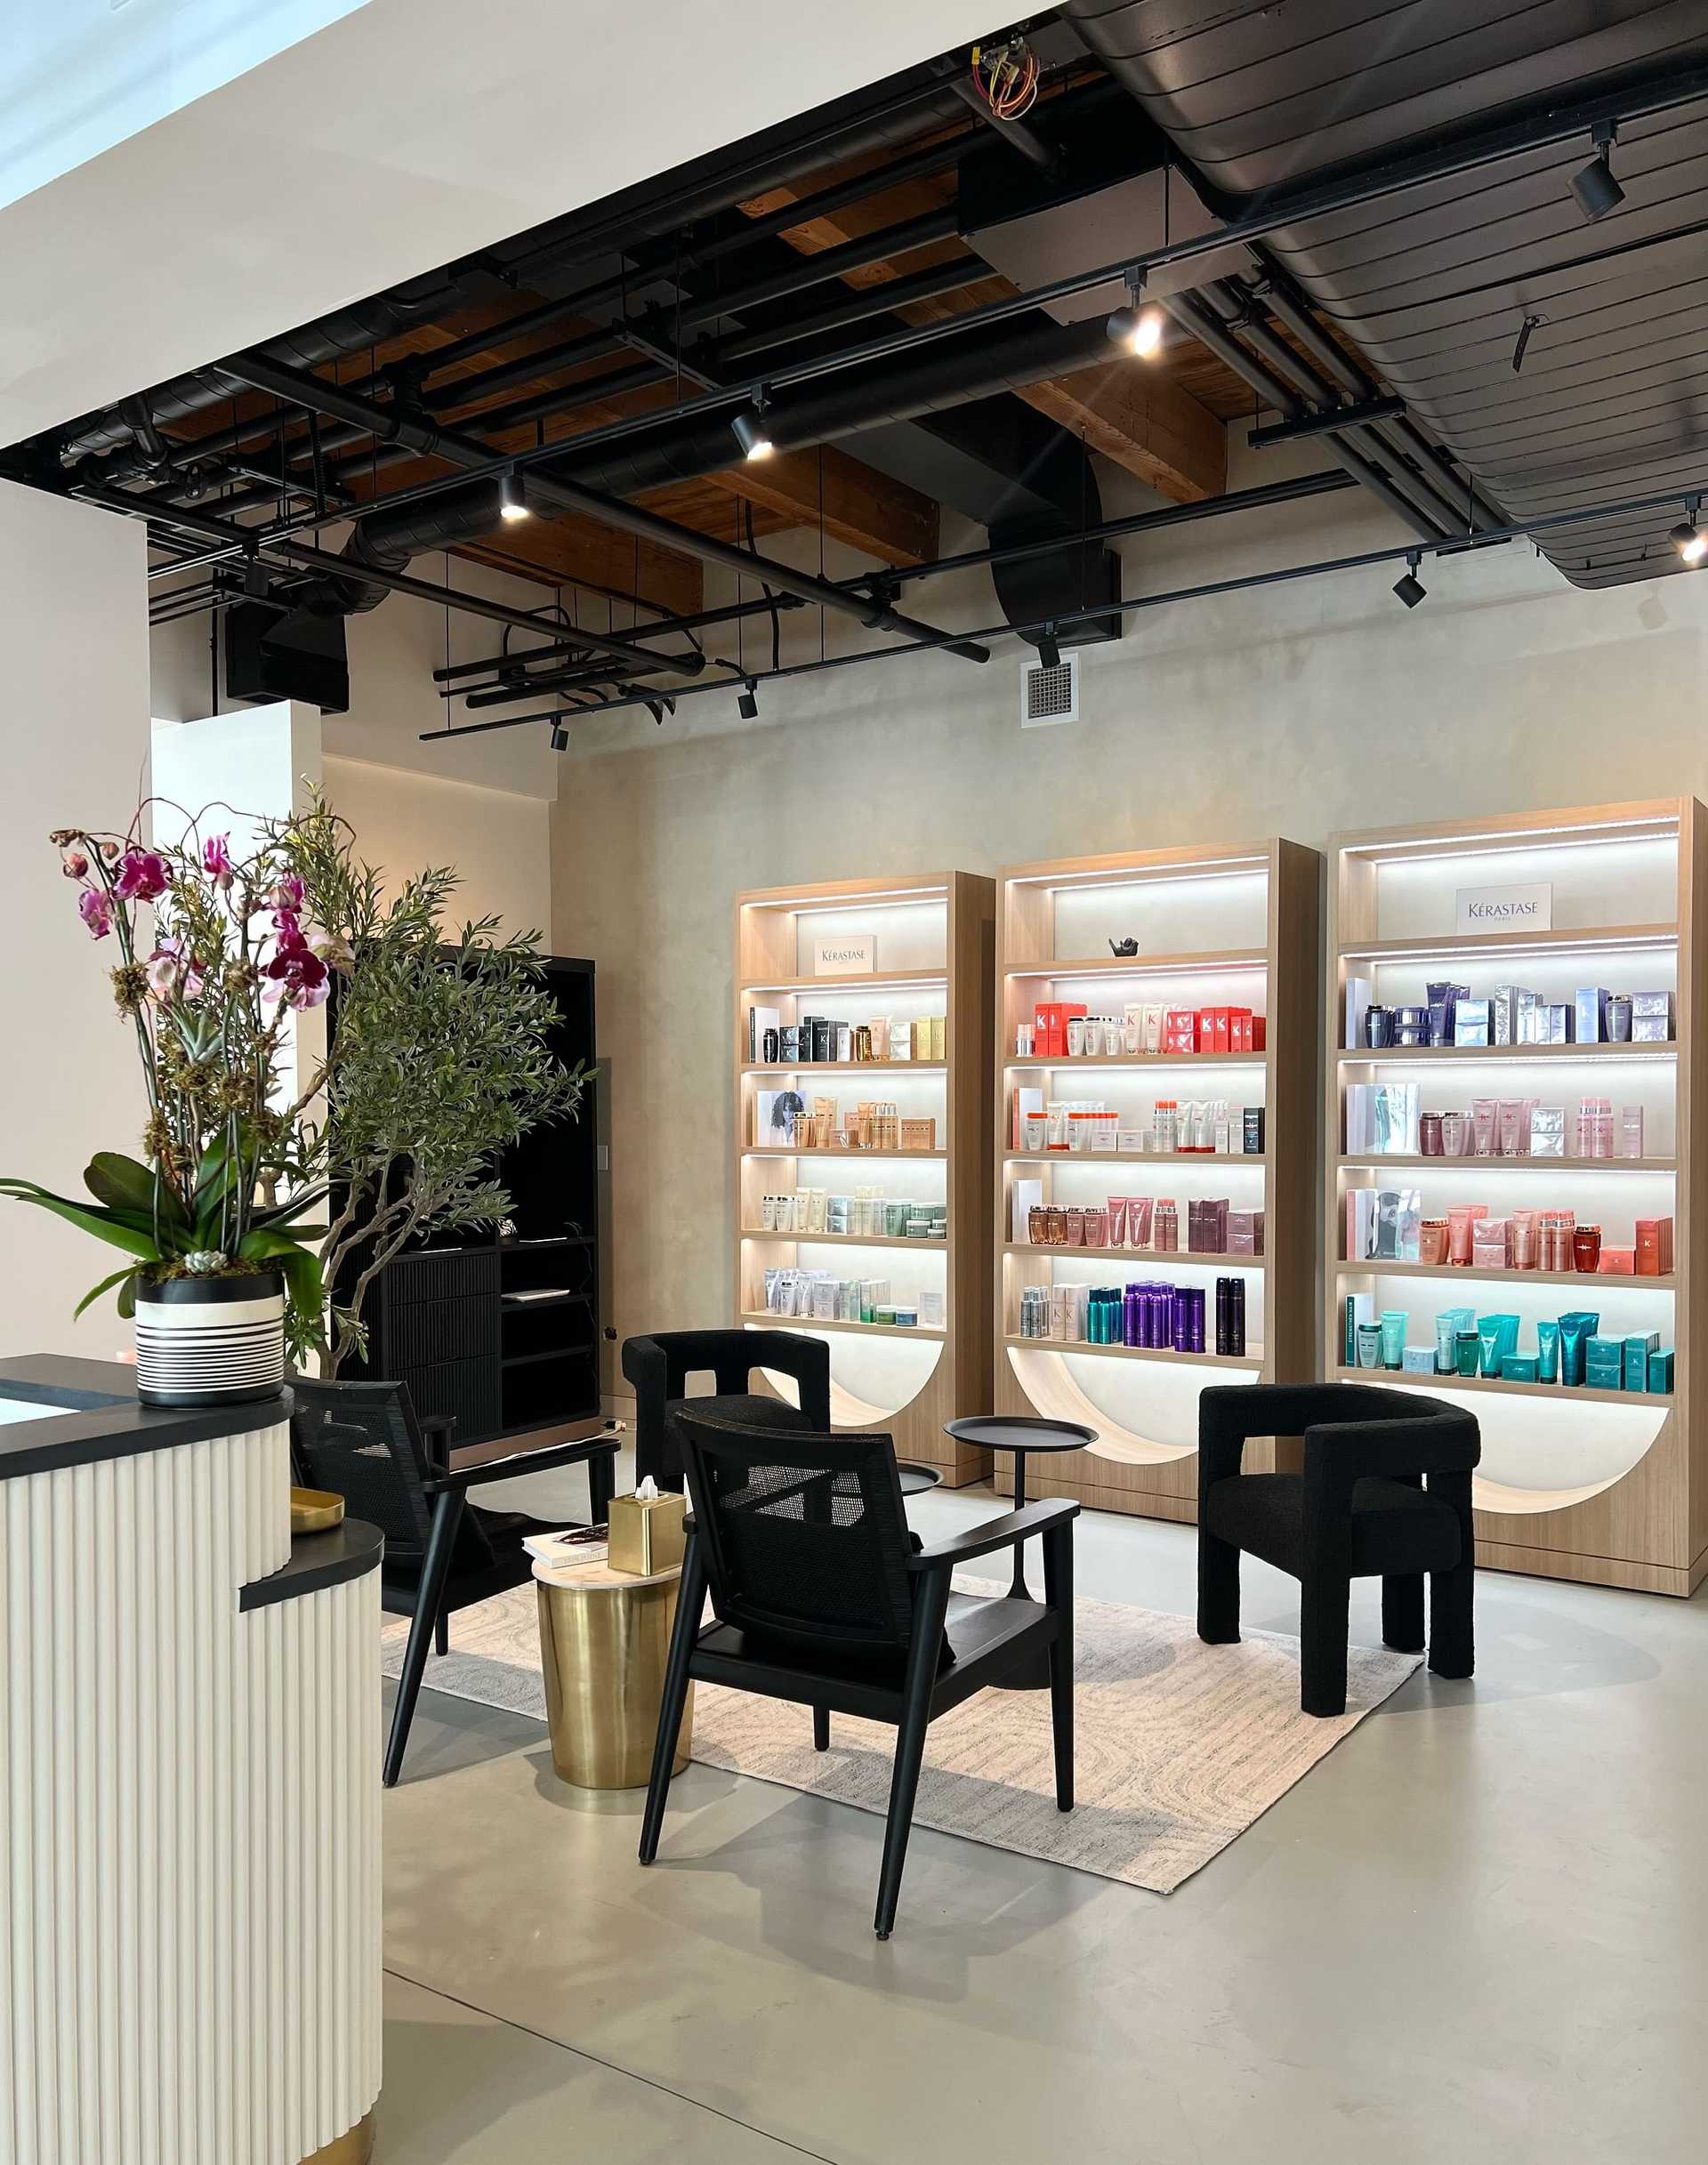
(241, 1517), (384, 1609)
(0, 1354), (292, 1483)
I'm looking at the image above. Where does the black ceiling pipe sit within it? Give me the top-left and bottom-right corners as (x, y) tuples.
(477, 72), (975, 292)
(56, 66), (976, 478)
(535, 311), (1113, 501)
(1200, 279), (1470, 538)
(335, 133), (979, 406)
(714, 259), (985, 366)
(151, 213), (978, 524)
(77, 480), (597, 640)
(1160, 290), (1449, 542)
(416, 204), (963, 421)
(219, 353), (989, 661)
(58, 288), (461, 469)
(223, 313), (1113, 608)
(523, 474), (990, 661)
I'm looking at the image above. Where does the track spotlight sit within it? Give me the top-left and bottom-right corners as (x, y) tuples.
(549, 719), (568, 752)
(1392, 551), (1427, 609)
(1569, 119), (1625, 222)
(499, 470), (531, 522)
(1037, 627), (1062, 671)
(1669, 500), (1707, 567)
(1106, 270), (1165, 358)
(737, 679), (759, 720)
(731, 389), (774, 461)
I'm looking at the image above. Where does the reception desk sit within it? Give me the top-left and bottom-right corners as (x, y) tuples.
(0, 1356), (382, 2165)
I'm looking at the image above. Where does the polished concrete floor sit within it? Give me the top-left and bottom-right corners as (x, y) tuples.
(378, 1461), (1708, 2163)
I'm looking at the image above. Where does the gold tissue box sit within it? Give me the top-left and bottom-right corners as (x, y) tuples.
(608, 1488), (687, 1576)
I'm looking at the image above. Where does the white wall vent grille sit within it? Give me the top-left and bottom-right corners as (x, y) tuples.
(1019, 651), (1078, 727)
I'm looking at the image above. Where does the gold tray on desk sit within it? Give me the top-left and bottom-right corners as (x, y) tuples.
(291, 1485), (346, 1533)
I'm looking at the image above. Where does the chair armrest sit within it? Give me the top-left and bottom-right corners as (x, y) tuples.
(906, 1498), (1078, 1572)
(743, 1331), (832, 1429)
(423, 1435), (620, 1495)
(1303, 1415), (1480, 1486)
(419, 1412), (455, 1474)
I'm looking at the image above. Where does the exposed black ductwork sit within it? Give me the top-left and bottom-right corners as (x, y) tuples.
(60, 291), (460, 472)
(278, 310), (1114, 619)
(62, 62), (981, 487)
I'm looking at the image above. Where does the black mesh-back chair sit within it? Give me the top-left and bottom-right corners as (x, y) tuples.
(291, 1375), (619, 1784)
(640, 1409), (1079, 1938)
(1196, 1382), (1481, 1718)
(622, 1329), (832, 1489)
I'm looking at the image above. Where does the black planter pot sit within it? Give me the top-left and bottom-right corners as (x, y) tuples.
(133, 1269), (287, 1407)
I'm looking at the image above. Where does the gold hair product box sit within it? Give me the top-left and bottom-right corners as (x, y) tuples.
(608, 1488), (688, 1575)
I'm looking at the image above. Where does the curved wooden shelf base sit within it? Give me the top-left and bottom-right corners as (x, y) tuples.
(1004, 1342), (1253, 1466)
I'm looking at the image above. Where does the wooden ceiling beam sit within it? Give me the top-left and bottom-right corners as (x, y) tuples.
(737, 162), (1227, 504)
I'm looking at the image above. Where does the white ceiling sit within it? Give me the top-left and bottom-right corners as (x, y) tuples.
(0, 0), (1002, 448)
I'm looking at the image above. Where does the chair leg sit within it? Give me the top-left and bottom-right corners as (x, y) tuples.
(1429, 1471), (1476, 1682)
(383, 1490), (464, 1787)
(813, 1706), (830, 1751)
(1299, 1566), (1350, 1718)
(1042, 1520), (1075, 1812)
(434, 1610), (449, 1658)
(587, 1447), (615, 1526)
(1197, 1527), (1242, 1646)
(639, 1533), (705, 1864)
(1382, 1573), (1425, 1654)
(874, 1570), (950, 1941)
(1429, 1559), (1476, 1680)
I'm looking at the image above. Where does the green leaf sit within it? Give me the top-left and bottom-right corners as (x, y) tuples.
(192, 1139), (231, 1203)
(248, 1185), (329, 1230)
(85, 1152), (189, 1230)
(74, 1266), (138, 1322)
(0, 1181), (163, 1261)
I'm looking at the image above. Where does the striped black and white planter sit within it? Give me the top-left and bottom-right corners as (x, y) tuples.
(133, 1270), (286, 1406)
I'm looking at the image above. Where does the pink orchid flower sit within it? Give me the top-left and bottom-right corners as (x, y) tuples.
(77, 886), (115, 940)
(113, 849), (170, 902)
(202, 833), (235, 888)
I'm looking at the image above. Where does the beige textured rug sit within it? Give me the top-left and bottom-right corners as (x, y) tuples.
(383, 1581), (1418, 1893)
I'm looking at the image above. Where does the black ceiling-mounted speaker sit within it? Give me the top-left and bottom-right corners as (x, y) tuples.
(988, 429), (1123, 651)
(224, 600), (350, 713)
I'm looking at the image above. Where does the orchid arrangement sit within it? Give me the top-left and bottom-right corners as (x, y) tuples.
(1, 807), (336, 1356)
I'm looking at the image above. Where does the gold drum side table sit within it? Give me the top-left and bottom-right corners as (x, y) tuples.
(534, 1557), (694, 1789)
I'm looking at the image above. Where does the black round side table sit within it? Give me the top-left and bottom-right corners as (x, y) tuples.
(943, 1414), (1096, 1689)
(895, 1461), (943, 1497)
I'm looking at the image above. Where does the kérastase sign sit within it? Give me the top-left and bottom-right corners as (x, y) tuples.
(812, 932), (876, 976)
(1454, 881), (1553, 934)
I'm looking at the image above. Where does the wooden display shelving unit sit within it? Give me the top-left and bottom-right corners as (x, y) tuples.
(1325, 800), (1705, 1596)
(734, 873), (995, 1485)
(994, 839), (1321, 1524)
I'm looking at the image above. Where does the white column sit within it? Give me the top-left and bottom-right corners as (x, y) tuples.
(0, 482), (152, 1361)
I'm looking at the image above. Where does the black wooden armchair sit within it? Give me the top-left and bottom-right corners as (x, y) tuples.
(1197, 1382), (1481, 1717)
(639, 1408), (1079, 1938)
(291, 1375), (618, 1784)
(622, 1328), (832, 1489)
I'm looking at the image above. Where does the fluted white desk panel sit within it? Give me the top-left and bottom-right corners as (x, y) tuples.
(0, 1366), (382, 2165)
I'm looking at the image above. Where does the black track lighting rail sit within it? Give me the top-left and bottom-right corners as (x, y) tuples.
(420, 475), (1708, 744)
